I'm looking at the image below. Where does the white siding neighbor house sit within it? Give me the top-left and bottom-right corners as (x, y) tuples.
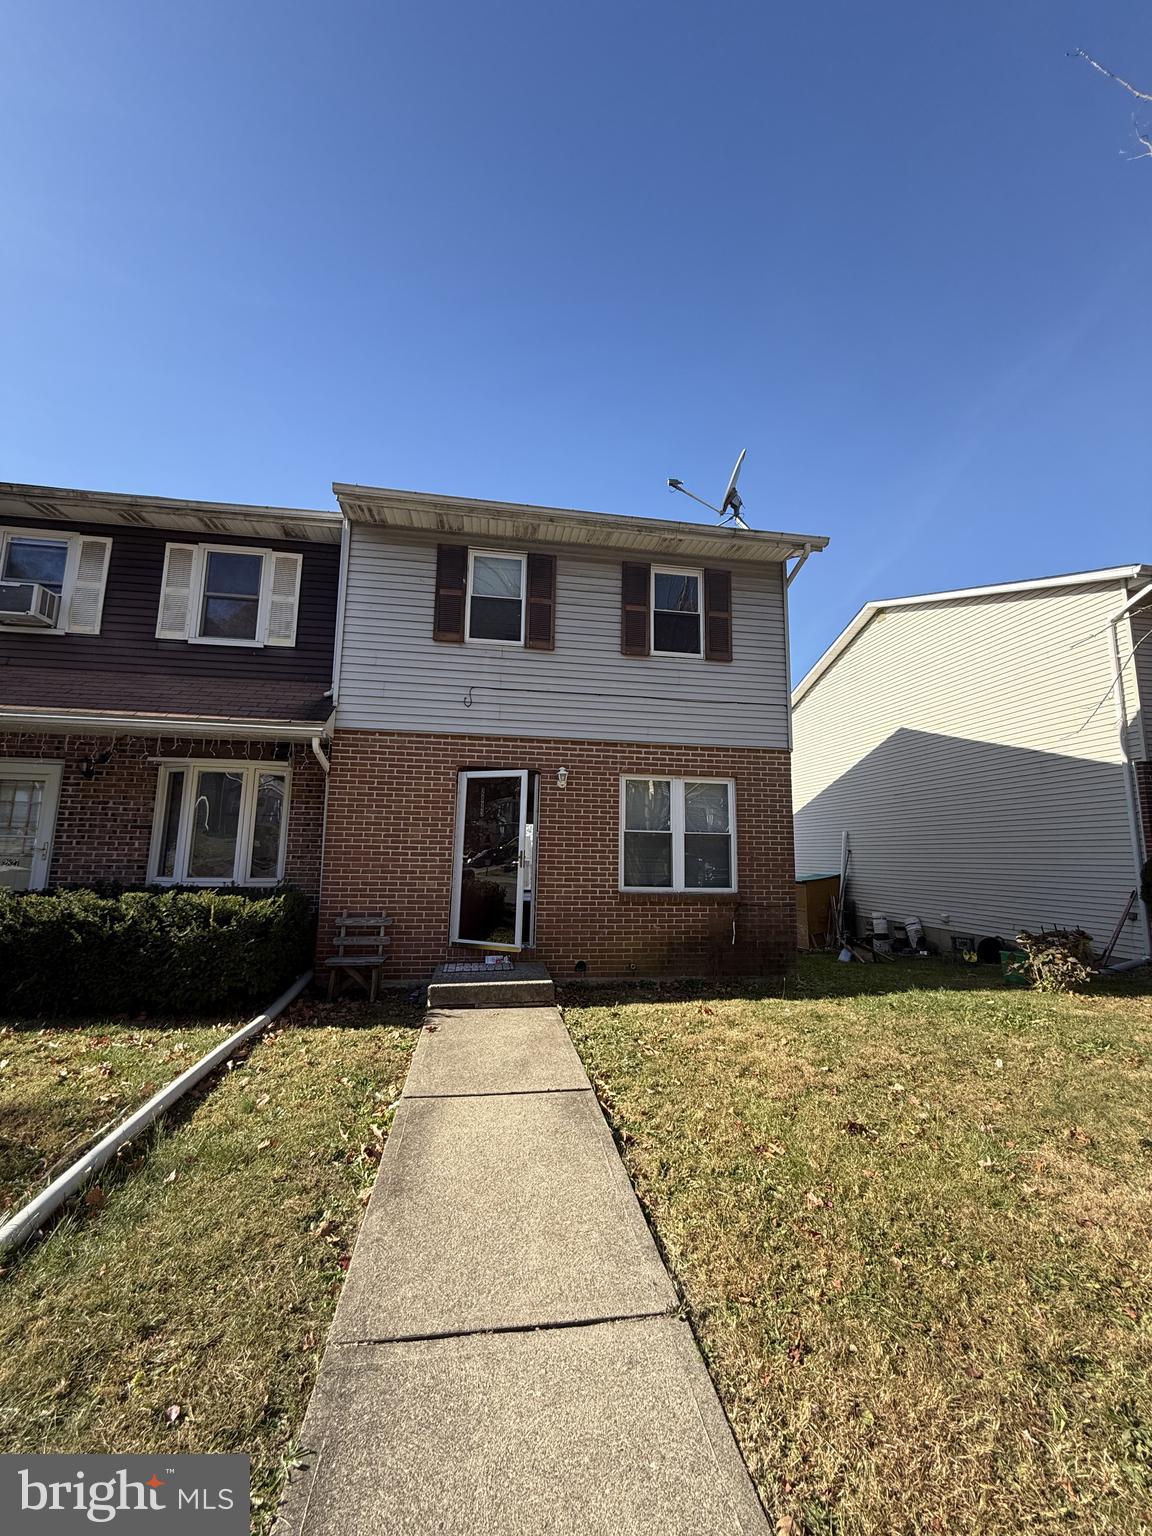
(792, 566), (1152, 964)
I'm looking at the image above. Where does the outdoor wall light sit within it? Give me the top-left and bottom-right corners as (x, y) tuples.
(556, 766), (569, 789)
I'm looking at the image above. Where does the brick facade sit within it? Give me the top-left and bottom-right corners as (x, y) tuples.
(319, 728), (797, 980)
(1137, 761), (1152, 866)
(0, 732), (326, 897)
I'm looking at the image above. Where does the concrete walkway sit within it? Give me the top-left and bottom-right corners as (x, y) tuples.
(276, 1005), (770, 1536)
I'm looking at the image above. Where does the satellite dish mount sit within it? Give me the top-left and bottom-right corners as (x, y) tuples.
(666, 449), (749, 530)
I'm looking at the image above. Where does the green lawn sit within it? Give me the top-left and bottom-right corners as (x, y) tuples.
(0, 995), (419, 1528)
(564, 958), (1152, 1536)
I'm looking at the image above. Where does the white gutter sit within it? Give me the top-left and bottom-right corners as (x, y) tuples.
(1107, 582), (1152, 959)
(0, 710), (328, 743)
(0, 972), (313, 1258)
(310, 734), (330, 775)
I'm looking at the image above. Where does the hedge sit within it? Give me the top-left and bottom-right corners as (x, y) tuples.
(0, 887), (316, 1016)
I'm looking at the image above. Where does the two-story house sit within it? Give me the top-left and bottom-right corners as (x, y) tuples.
(321, 484), (827, 979)
(0, 482), (340, 897)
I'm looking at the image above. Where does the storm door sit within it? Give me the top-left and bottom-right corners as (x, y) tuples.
(451, 770), (529, 949)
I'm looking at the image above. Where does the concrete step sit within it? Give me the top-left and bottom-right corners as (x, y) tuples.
(426, 961), (555, 1008)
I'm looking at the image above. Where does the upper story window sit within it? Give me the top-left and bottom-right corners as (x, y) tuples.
(156, 543), (302, 647)
(652, 568), (702, 656)
(0, 527), (112, 635)
(4, 537), (68, 594)
(466, 551), (526, 644)
(621, 562), (733, 662)
(433, 544), (556, 650)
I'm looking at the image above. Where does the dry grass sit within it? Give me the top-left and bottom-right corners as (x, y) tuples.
(1, 1018), (235, 1212)
(0, 995), (420, 1527)
(564, 958), (1152, 1536)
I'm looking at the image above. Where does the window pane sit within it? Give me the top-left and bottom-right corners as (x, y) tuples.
(202, 595), (260, 639)
(4, 538), (67, 593)
(624, 832), (673, 887)
(684, 834), (732, 889)
(156, 771), (185, 879)
(468, 595), (521, 641)
(249, 773), (286, 880)
(684, 781), (730, 833)
(653, 611), (701, 654)
(653, 572), (698, 613)
(472, 555), (522, 599)
(624, 778), (671, 831)
(187, 771), (243, 879)
(205, 551), (262, 597)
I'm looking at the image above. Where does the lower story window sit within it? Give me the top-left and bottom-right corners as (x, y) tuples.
(620, 776), (736, 892)
(149, 761), (290, 885)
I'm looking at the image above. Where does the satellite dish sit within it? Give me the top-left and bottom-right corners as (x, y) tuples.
(665, 449), (750, 530)
(721, 449), (746, 520)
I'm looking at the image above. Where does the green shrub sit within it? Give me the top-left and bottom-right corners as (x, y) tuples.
(1015, 928), (1096, 994)
(0, 887), (316, 1016)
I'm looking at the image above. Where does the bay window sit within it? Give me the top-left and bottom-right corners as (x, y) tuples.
(620, 776), (736, 892)
(149, 761), (290, 886)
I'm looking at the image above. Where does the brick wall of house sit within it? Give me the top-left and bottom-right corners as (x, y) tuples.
(320, 728), (797, 979)
(1136, 761), (1152, 864)
(0, 732), (325, 896)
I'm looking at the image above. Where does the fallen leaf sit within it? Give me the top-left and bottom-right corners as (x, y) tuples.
(843, 1120), (874, 1138)
(165, 1404), (182, 1425)
(84, 1186), (105, 1209)
(164, 1170), (177, 1184)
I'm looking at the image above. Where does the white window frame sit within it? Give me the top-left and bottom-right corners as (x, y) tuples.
(650, 565), (704, 659)
(0, 527), (82, 636)
(619, 775), (737, 893)
(464, 548), (527, 648)
(147, 760), (291, 886)
(186, 544), (278, 648)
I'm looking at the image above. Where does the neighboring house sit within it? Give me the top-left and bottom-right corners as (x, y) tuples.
(0, 482), (340, 897)
(322, 484), (827, 978)
(792, 567), (1152, 963)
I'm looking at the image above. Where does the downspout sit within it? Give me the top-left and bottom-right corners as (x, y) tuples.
(1106, 580), (1152, 961)
(315, 507), (350, 921)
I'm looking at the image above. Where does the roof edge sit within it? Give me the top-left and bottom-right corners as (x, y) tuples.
(0, 707), (333, 741)
(333, 482), (829, 559)
(792, 564), (1152, 707)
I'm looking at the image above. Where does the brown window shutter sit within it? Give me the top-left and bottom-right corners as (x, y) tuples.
(525, 552), (556, 650)
(703, 568), (733, 661)
(433, 544), (468, 642)
(620, 562), (650, 656)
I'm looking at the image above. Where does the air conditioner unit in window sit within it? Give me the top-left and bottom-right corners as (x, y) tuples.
(0, 580), (61, 628)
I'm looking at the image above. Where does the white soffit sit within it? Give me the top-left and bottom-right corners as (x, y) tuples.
(0, 483), (341, 544)
(334, 483), (829, 566)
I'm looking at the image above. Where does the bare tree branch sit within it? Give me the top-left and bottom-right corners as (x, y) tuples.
(1070, 47), (1152, 105)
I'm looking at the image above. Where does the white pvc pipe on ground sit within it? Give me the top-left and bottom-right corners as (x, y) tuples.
(0, 971), (313, 1258)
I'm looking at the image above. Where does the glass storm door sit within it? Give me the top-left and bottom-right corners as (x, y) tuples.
(451, 770), (529, 949)
(0, 762), (62, 891)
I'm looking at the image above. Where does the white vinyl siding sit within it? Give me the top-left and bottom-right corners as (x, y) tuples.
(792, 580), (1146, 960)
(336, 527), (791, 747)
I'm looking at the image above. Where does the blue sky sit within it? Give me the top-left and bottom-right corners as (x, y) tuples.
(2, 1), (1150, 676)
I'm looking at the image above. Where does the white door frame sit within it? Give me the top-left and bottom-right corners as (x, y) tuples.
(0, 760), (63, 891)
(450, 768), (529, 950)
